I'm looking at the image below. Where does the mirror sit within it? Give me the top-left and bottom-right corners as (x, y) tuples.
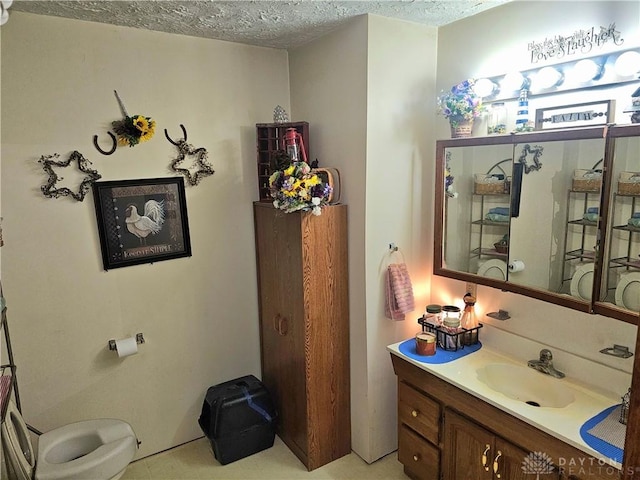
(596, 125), (640, 323)
(435, 129), (609, 313)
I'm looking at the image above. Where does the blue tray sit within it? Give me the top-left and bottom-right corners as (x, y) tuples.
(579, 404), (624, 464)
(398, 338), (482, 364)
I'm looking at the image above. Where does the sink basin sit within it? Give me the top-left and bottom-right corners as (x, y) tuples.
(476, 363), (575, 408)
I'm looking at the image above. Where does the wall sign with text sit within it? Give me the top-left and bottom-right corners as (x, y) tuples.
(535, 100), (615, 130)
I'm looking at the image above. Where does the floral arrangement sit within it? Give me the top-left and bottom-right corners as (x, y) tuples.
(437, 79), (485, 127)
(112, 114), (156, 147)
(269, 161), (332, 215)
(444, 151), (457, 198)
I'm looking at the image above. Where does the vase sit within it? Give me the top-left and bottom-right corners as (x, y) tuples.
(450, 119), (474, 138)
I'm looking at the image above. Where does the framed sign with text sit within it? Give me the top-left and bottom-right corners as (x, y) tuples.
(535, 100), (615, 130)
(93, 177), (191, 270)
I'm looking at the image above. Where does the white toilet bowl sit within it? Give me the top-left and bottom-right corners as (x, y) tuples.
(1, 400), (138, 480)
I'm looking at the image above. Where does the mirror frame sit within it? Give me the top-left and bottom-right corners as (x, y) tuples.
(593, 123), (640, 325)
(434, 126), (631, 317)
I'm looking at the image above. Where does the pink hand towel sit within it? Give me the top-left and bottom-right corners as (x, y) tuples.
(385, 263), (415, 320)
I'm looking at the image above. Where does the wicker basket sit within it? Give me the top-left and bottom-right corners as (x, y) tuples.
(494, 243), (509, 254)
(450, 120), (474, 138)
(572, 169), (602, 192)
(618, 172), (640, 195)
(474, 174), (509, 195)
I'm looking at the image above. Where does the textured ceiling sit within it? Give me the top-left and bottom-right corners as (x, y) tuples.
(9, 0), (512, 49)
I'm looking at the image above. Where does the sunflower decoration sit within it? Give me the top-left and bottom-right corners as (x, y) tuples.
(110, 90), (156, 147)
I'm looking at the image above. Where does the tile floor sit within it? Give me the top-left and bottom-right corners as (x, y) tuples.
(120, 436), (407, 480)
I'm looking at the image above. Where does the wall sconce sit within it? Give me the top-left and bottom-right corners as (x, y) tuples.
(475, 47), (639, 101)
(473, 78), (498, 98)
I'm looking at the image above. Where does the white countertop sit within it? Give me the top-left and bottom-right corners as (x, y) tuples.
(387, 340), (623, 469)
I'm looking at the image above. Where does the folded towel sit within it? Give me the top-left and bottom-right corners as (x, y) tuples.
(628, 218), (640, 228)
(587, 207), (599, 214)
(583, 213), (599, 222)
(632, 212), (640, 219)
(485, 213), (510, 223)
(488, 207), (510, 216)
(385, 263), (415, 321)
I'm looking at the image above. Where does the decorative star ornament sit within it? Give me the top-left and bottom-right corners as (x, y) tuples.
(171, 140), (215, 186)
(39, 151), (102, 201)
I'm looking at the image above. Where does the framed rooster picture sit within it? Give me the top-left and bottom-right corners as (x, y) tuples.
(92, 177), (191, 270)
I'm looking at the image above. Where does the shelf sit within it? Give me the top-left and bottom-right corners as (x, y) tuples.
(565, 248), (596, 260)
(568, 219), (598, 226)
(470, 247), (508, 259)
(471, 219), (510, 226)
(612, 224), (640, 233)
(609, 257), (640, 269)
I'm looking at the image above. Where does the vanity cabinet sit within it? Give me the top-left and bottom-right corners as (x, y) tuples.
(391, 354), (620, 480)
(443, 409), (543, 480)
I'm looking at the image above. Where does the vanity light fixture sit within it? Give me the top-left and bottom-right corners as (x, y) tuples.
(475, 47), (640, 101)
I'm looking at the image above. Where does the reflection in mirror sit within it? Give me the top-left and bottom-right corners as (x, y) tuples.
(442, 144), (513, 279)
(600, 134), (640, 315)
(508, 138), (605, 303)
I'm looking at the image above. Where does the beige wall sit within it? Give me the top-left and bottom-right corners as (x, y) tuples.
(289, 14), (437, 462)
(433, 1), (639, 376)
(1, 12), (289, 458)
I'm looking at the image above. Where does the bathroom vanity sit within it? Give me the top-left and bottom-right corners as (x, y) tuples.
(388, 344), (623, 480)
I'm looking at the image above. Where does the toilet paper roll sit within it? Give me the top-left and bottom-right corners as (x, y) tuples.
(114, 337), (138, 358)
(508, 260), (525, 272)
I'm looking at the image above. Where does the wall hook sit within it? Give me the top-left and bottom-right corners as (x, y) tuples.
(93, 132), (117, 155)
(164, 124), (187, 146)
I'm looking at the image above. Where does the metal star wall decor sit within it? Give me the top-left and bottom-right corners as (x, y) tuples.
(517, 144), (544, 174)
(165, 125), (214, 186)
(39, 151), (102, 201)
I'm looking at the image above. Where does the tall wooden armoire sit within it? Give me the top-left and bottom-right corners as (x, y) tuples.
(253, 202), (350, 470)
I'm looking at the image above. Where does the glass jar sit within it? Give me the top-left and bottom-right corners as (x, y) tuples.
(442, 305), (462, 350)
(488, 102), (507, 135)
(424, 304), (442, 326)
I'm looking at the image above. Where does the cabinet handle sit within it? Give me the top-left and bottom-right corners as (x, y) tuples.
(493, 450), (502, 479)
(278, 315), (288, 335)
(272, 314), (288, 336)
(413, 454), (420, 462)
(482, 444), (491, 471)
(411, 409), (419, 417)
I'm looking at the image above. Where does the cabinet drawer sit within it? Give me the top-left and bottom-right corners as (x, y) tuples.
(399, 381), (440, 445)
(398, 424), (439, 480)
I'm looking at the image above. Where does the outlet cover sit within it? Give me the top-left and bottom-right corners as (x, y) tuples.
(465, 282), (477, 297)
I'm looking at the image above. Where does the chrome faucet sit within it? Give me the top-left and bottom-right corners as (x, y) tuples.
(527, 349), (565, 378)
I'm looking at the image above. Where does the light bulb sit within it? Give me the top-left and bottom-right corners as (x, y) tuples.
(473, 78), (497, 98)
(500, 72), (525, 93)
(531, 66), (563, 91)
(614, 51), (640, 77)
(570, 59), (602, 83)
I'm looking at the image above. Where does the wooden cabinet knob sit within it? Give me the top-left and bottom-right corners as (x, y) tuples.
(413, 454), (419, 462)
(411, 409), (419, 417)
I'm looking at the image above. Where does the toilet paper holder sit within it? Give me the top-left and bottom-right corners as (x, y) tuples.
(108, 333), (145, 351)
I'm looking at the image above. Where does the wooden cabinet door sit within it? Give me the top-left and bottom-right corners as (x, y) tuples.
(443, 410), (494, 480)
(495, 438), (561, 480)
(254, 206), (308, 456)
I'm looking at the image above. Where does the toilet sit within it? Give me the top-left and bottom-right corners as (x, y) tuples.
(1, 400), (138, 480)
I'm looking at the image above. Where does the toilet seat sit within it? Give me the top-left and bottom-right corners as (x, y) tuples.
(1, 399), (137, 480)
(1, 400), (35, 480)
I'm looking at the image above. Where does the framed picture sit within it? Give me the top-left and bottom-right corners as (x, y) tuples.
(92, 177), (191, 270)
(535, 100), (615, 130)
